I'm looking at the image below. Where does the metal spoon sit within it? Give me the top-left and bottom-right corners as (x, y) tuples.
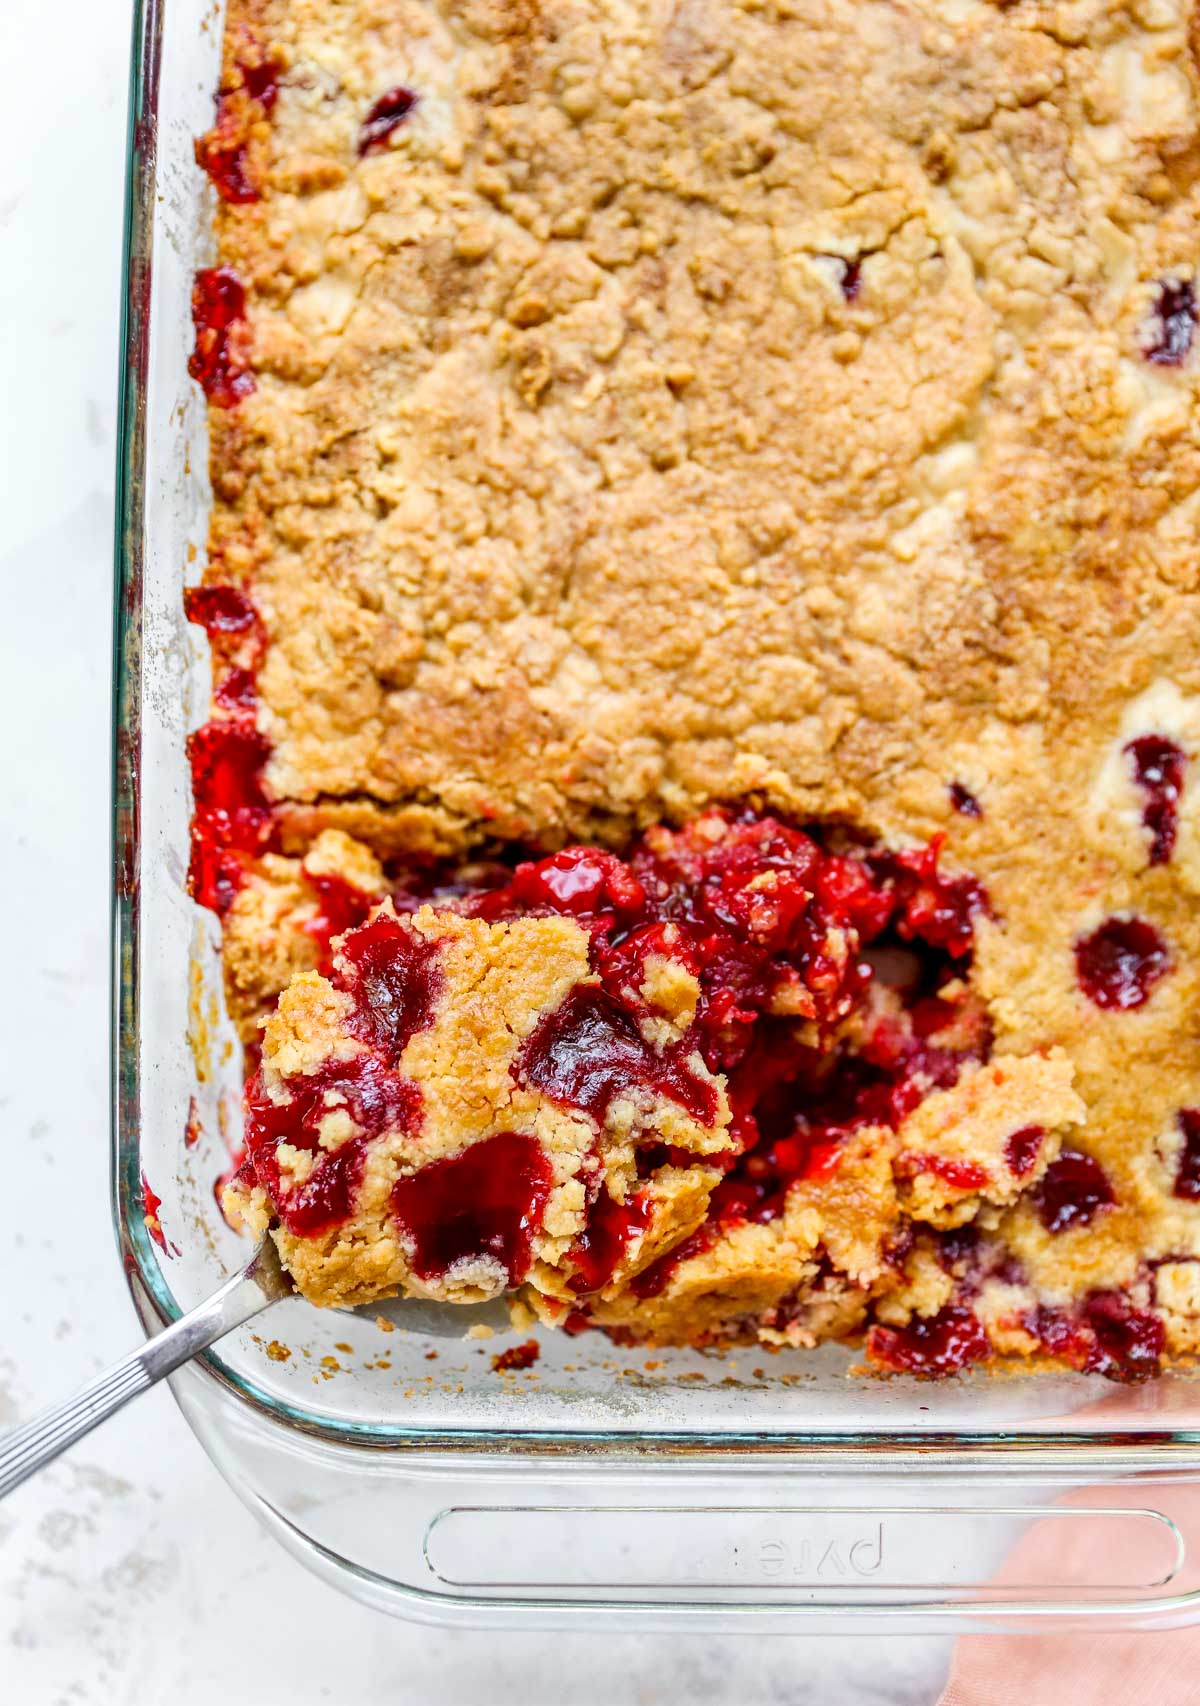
(0, 1238), (290, 1501)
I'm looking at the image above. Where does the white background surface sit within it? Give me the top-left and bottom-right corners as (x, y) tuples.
(0, 1), (953, 1699)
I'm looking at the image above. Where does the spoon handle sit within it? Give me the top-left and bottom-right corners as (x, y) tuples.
(0, 1240), (287, 1501)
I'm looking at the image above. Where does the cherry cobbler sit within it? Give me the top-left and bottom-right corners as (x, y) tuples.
(191, 0), (1200, 1379)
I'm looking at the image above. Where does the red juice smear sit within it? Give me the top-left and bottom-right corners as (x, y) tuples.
(185, 1096), (203, 1149)
(195, 44), (281, 202)
(1031, 1294), (1164, 1382)
(629, 1220), (718, 1299)
(184, 583), (262, 641)
(302, 872), (377, 974)
(141, 1173), (179, 1258)
(390, 1132), (553, 1284)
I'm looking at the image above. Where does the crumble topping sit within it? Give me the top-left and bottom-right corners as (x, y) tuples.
(193, 0), (1200, 1379)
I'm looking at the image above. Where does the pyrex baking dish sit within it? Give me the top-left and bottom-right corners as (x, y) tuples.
(113, 0), (1200, 1631)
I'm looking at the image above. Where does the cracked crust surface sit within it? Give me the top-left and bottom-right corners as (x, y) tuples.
(201, 0), (1200, 1362)
(209, 0), (1200, 861)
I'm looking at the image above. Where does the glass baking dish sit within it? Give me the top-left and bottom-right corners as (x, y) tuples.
(113, 0), (1200, 1631)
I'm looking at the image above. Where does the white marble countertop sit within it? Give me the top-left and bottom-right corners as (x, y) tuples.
(0, 2), (952, 1698)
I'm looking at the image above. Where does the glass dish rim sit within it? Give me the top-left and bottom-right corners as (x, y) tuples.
(111, 0), (1200, 1465)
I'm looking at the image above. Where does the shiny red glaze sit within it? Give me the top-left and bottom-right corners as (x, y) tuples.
(1074, 916), (1170, 1010)
(629, 1221), (718, 1299)
(1034, 1149), (1115, 1233)
(187, 716), (273, 914)
(1125, 735), (1186, 866)
(840, 258), (863, 300)
(505, 846), (645, 919)
(188, 268), (254, 407)
(897, 1152), (989, 1191)
(492, 1339), (540, 1372)
(335, 911), (445, 1066)
(568, 1189), (655, 1294)
(302, 872), (376, 974)
(184, 583), (259, 638)
(390, 1132), (553, 1284)
(948, 781), (982, 818)
(515, 983), (719, 1127)
(1172, 1108), (1200, 1200)
(1004, 1124), (1044, 1178)
(359, 87), (419, 154)
(1143, 278), (1196, 367)
(867, 1305), (990, 1377)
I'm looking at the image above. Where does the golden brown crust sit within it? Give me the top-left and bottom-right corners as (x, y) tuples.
(209, 0), (1200, 858)
(205, 0), (1200, 1365)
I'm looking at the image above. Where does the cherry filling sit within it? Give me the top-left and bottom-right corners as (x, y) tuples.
(896, 1152), (989, 1191)
(1004, 1124), (1045, 1178)
(187, 716), (274, 914)
(567, 1189), (656, 1295)
(1171, 1108), (1200, 1200)
(948, 781), (982, 818)
(867, 1305), (991, 1377)
(1125, 735), (1186, 866)
(515, 984), (719, 1127)
(334, 911), (445, 1065)
(184, 584), (262, 642)
(359, 87), (419, 155)
(1074, 916), (1170, 1010)
(1142, 278), (1196, 367)
(244, 1055), (422, 1237)
(1034, 1149), (1115, 1233)
(188, 268), (255, 407)
(390, 1132), (553, 1284)
(1030, 1293), (1164, 1382)
(195, 41), (281, 202)
(493, 811), (988, 1295)
(239, 810), (992, 1312)
(302, 872), (377, 974)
